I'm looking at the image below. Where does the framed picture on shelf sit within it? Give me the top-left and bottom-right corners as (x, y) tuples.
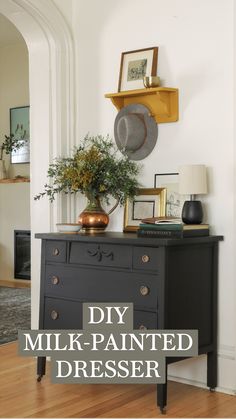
(123, 187), (166, 232)
(10, 106), (30, 164)
(118, 46), (158, 92)
(154, 172), (190, 218)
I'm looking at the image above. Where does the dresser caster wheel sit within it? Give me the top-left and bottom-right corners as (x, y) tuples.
(37, 375), (43, 382)
(160, 407), (166, 414)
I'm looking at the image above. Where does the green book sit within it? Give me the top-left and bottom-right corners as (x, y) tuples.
(139, 223), (209, 231)
(137, 228), (209, 238)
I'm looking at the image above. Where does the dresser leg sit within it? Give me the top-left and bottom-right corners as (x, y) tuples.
(157, 363), (168, 413)
(207, 351), (217, 390)
(37, 356), (46, 382)
(157, 383), (167, 414)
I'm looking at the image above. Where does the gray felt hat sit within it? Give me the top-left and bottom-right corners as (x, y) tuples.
(114, 103), (158, 161)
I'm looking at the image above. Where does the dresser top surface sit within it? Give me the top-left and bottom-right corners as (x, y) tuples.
(35, 231), (223, 247)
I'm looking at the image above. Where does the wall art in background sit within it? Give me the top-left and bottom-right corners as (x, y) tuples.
(10, 106), (30, 164)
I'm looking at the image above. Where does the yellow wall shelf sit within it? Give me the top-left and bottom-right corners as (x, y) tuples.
(105, 87), (179, 123)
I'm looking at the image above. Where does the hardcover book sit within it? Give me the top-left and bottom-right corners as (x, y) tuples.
(137, 228), (209, 238)
(141, 216), (182, 225)
(139, 223), (209, 231)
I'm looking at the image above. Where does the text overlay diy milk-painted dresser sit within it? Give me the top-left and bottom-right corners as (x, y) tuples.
(35, 232), (222, 412)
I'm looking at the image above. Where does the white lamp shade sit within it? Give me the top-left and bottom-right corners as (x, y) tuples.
(179, 165), (207, 195)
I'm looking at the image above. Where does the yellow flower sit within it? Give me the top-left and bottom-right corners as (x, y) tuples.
(99, 184), (106, 192)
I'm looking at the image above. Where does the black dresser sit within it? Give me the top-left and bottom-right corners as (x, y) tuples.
(35, 232), (222, 412)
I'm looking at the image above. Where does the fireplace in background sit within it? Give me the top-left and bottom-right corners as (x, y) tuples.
(14, 230), (31, 280)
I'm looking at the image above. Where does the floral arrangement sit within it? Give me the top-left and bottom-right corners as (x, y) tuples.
(34, 134), (141, 204)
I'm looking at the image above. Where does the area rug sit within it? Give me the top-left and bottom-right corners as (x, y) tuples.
(0, 286), (31, 345)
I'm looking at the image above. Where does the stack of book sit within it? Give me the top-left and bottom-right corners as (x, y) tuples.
(137, 217), (209, 238)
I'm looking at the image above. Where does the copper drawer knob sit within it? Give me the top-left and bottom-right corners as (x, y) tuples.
(53, 248), (60, 256)
(51, 310), (59, 320)
(142, 254), (150, 263)
(51, 276), (59, 285)
(139, 325), (147, 330)
(140, 285), (150, 296)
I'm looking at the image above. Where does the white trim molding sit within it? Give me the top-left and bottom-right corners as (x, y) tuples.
(168, 349), (236, 395)
(218, 344), (236, 361)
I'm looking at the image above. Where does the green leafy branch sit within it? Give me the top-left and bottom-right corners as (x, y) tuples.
(34, 134), (141, 205)
(0, 134), (26, 160)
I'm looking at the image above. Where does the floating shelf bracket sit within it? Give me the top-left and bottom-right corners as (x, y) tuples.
(105, 87), (179, 123)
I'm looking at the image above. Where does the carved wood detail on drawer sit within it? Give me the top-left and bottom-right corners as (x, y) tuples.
(69, 242), (132, 268)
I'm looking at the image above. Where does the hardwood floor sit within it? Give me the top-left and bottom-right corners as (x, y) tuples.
(0, 279), (30, 288)
(0, 343), (235, 418)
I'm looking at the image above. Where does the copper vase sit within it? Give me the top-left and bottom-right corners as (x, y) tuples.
(78, 194), (118, 232)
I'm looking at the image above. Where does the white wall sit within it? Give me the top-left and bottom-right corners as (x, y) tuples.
(73, 0), (236, 393)
(0, 183), (30, 280)
(0, 41), (30, 178)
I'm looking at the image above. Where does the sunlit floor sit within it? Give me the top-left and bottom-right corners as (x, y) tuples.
(0, 342), (235, 418)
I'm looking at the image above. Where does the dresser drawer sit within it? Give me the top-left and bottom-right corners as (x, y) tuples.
(43, 297), (157, 332)
(43, 297), (82, 329)
(133, 246), (161, 271)
(69, 242), (131, 269)
(45, 241), (67, 263)
(44, 265), (159, 311)
(134, 310), (158, 330)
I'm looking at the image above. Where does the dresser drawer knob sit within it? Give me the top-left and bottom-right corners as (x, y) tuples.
(139, 325), (147, 330)
(142, 254), (150, 263)
(53, 248), (60, 256)
(51, 276), (59, 285)
(51, 310), (59, 320)
(140, 285), (150, 296)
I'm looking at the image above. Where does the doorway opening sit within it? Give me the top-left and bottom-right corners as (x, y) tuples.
(0, 0), (75, 329)
(0, 13), (30, 290)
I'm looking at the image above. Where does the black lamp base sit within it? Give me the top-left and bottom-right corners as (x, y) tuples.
(181, 200), (203, 224)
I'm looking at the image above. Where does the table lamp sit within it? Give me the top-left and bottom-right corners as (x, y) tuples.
(179, 164), (207, 224)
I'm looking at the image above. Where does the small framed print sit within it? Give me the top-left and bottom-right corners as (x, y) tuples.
(123, 187), (166, 232)
(118, 47), (158, 92)
(154, 172), (190, 218)
(10, 106), (30, 164)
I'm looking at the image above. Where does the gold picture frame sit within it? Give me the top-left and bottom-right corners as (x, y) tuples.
(123, 188), (166, 232)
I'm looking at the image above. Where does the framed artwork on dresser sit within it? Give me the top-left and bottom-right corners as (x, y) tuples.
(123, 187), (166, 232)
(154, 172), (190, 218)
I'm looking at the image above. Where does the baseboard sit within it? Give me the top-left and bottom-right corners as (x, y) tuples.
(218, 344), (235, 361)
(168, 374), (236, 396)
(0, 279), (31, 288)
(168, 350), (236, 396)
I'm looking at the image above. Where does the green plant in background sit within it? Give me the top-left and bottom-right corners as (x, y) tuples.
(34, 134), (141, 204)
(0, 134), (24, 160)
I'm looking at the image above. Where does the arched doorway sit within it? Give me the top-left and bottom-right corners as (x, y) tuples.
(0, 0), (75, 328)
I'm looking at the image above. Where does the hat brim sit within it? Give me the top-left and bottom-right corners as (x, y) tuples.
(114, 103), (158, 161)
